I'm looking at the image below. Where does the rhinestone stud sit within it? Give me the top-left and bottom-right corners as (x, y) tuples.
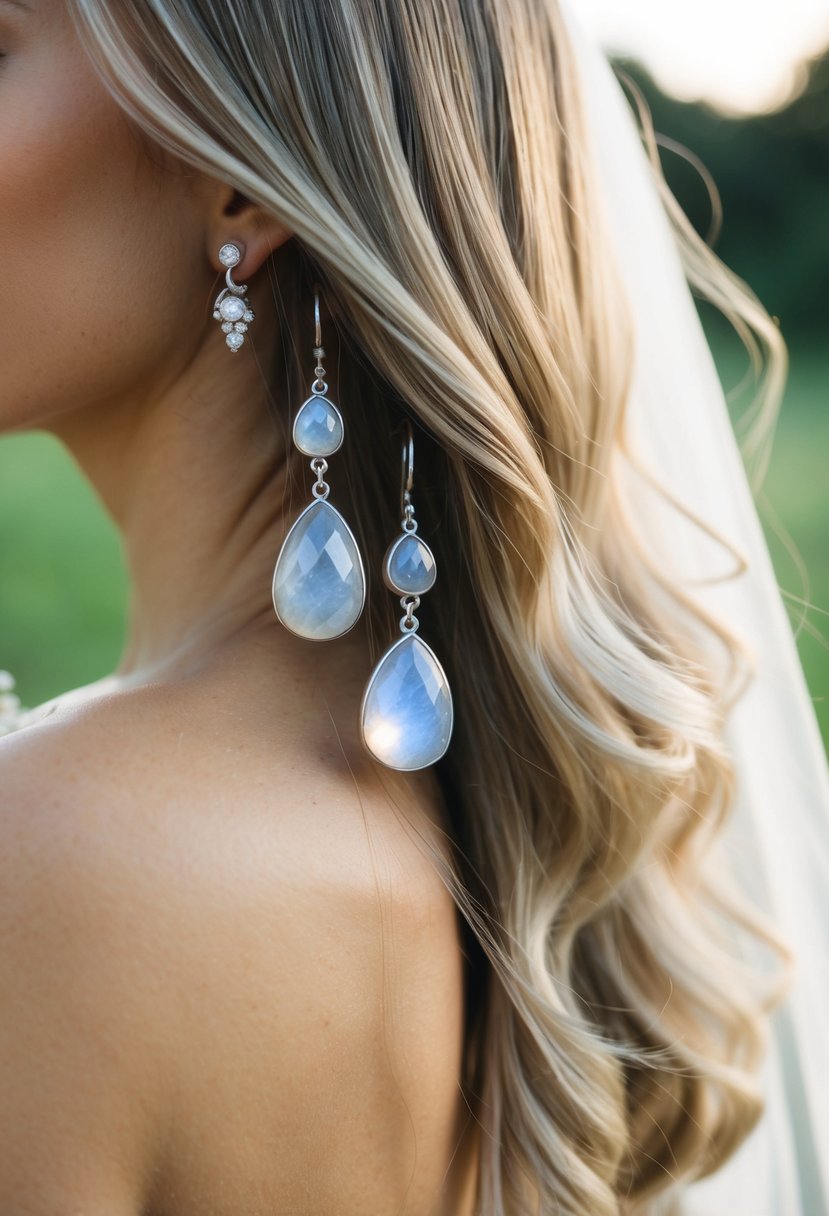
(219, 296), (246, 322)
(219, 243), (242, 268)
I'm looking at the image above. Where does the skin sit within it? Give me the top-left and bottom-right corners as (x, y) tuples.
(0, 1), (481, 1212)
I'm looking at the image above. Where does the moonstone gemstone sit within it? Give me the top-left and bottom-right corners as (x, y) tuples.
(383, 532), (436, 594)
(272, 499), (365, 639)
(293, 395), (344, 457)
(219, 295), (246, 322)
(360, 633), (453, 769)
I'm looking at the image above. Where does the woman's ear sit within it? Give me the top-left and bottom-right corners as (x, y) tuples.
(205, 184), (293, 279)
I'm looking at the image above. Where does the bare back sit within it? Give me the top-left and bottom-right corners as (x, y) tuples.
(0, 634), (481, 1215)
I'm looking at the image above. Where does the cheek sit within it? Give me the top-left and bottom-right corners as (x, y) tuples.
(0, 22), (207, 434)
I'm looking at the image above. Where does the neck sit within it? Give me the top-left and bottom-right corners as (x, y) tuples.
(48, 328), (298, 685)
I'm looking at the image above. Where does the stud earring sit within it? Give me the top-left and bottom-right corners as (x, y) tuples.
(271, 286), (366, 640)
(212, 242), (255, 352)
(359, 421), (453, 770)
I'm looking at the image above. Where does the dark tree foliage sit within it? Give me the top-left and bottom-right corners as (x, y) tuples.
(610, 47), (829, 345)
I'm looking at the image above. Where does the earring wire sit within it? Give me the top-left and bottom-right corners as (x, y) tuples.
(401, 419), (415, 518)
(312, 283), (325, 362)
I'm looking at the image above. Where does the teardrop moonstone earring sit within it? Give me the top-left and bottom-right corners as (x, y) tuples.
(359, 423), (453, 769)
(271, 289), (366, 640)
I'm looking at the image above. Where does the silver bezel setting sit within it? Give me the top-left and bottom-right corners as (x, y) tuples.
(358, 632), (454, 771)
(219, 243), (242, 267)
(212, 282), (254, 352)
(271, 498), (367, 641)
(382, 531), (437, 596)
(292, 394), (345, 459)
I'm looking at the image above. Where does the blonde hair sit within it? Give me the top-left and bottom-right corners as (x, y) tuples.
(66, 0), (790, 1211)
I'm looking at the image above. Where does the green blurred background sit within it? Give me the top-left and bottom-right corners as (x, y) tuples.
(0, 51), (827, 749)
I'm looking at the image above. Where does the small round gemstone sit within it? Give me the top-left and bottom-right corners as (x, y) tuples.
(233, 321), (248, 333)
(226, 332), (245, 351)
(221, 321), (234, 333)
(212, 309), (221, 320)
(219, 296), (246, 322)
(243, 309), (255, 323)
(219, 243), (241, 267)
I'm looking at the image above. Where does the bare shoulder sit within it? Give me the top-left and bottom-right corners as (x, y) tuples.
(0, 677), (459, 939)
(0, 684), (472, 1215)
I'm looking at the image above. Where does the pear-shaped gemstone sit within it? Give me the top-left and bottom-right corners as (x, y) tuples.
(272, 500), (365, 639)
(292, 395), (344, 457)
(383, 532), (437, 595)
(360, 633), (453, 770)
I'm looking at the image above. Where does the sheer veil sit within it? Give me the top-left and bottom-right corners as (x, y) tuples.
(558, 2), (829, 1210)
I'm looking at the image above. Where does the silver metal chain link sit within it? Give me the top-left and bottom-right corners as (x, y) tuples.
(399, 594), (420, 633)
(310, 456), (329, 499)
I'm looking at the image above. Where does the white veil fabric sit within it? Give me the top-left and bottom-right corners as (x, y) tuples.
(558, 3), (829, 1212)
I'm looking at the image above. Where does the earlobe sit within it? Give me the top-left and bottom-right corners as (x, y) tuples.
(207, 183), (293, 279)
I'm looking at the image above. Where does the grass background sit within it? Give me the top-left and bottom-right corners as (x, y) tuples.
(0, 431), (128, 705)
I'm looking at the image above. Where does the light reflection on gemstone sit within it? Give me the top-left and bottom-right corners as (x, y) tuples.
(365, 719), (403, 758)
(272, 499), (365, 639)
(360, 633), (453, 770)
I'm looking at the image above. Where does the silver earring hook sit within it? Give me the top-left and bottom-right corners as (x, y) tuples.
(226, 264), (246, 295)
(401, 419), (415, 519)
(313, 283), (323, 356)
(311, 284), (327, 394)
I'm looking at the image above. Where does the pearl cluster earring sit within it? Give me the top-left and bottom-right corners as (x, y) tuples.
(212, 242), (256, 352)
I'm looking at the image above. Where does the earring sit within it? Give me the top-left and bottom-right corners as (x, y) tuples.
(359, 422), (453, 770)
(271, 287), (366, 640)
(212, 242), (255, 353)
